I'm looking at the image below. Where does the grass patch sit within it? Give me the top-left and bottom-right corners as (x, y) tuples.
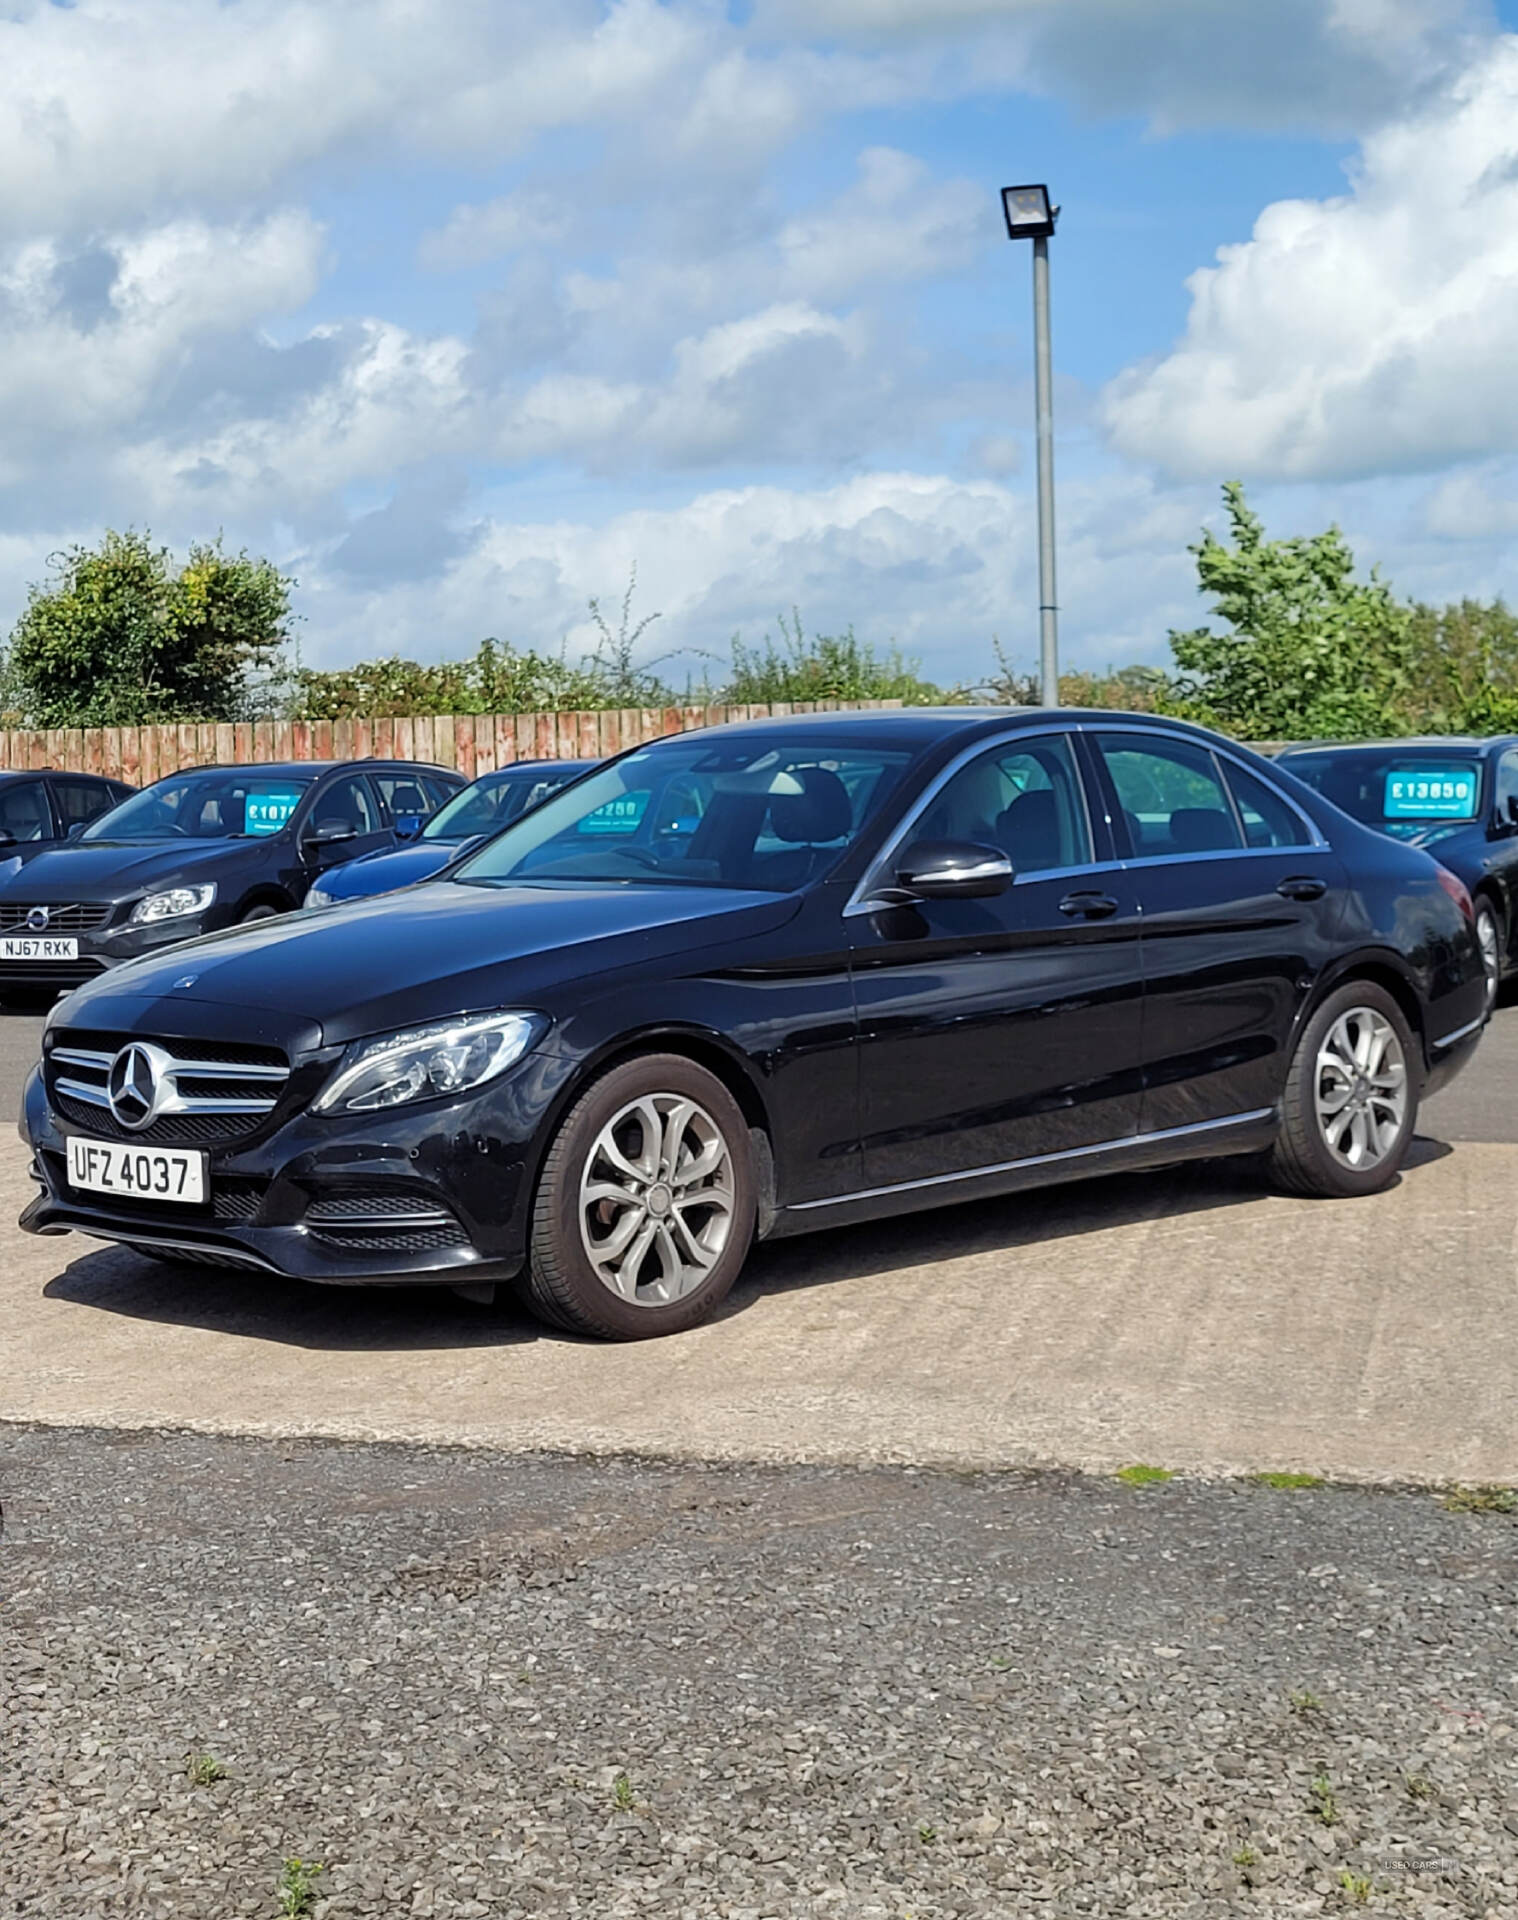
(1116, 1464), (1174, 1487)
(277, 1859), (323, 1919)
(1309, 1773), (1340, 1826)
(1233, 1845), (1259, 1868)
(1338, 1868), (1372, 1903)
(917, 1823), (938, 1846)
(1251, 1470), (1325, 1491)
(1442, 1484), (1517, 1514)
(1289, 1688), (1323, 1715)
(185, 1752), (228, 1787)
(611, 1772), (635, 1812)
(1403, 1772), (1436, 1800)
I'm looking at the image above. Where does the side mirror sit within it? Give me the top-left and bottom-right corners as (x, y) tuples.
(305, 818), (358, 848)
(1506, 795), (1518, 828)
(393, 812), (424, 842)
(66, 821), (86, 840)
(894, 839), (1013, 900)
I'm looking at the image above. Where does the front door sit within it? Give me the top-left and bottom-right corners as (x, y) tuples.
(1089, 729), (1348, 1134)
(850, 732), (1145, 1190)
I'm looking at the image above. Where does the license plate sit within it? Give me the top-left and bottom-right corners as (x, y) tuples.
(1, 936), (77, 960)
(66, 1135), (207, 1205)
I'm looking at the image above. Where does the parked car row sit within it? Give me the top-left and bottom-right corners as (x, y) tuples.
(17, 710), (1489, 1341)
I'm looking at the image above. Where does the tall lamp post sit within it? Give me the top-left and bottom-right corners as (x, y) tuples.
(1001, 184), (1060, 707)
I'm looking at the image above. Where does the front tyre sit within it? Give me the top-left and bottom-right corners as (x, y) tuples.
(1474, 898), (1503, 1012)
(1269, 981), (1418, 1198)
(522, 1053), (756, 1340)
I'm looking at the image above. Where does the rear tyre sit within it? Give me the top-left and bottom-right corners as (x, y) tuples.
(1474, 898), (1503, 1012)
(521, 1053), (756, 1340)
(239, 904), (281, 924)
(1269, 981), (1418, 1198)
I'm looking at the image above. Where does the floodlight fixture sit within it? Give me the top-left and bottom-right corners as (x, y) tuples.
(1001, 183), (1058, 241)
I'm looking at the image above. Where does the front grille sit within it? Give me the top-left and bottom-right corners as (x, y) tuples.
(48, 1029), (290, 1149)
(0, 902), (113, 933)
(310, 1223), (471, 1254)
(305, 1190), (454, 1225)
(304, 1184), (470, 1255)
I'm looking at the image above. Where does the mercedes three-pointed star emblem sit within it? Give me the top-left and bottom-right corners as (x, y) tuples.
(107, 1043), (166, 1131)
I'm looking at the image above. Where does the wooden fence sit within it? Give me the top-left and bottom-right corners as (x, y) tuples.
(0, 700), (899, 787)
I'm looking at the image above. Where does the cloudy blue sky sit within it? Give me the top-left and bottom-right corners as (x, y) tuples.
(4, 0), (1518, 689)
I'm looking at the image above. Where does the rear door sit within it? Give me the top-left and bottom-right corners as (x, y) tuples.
(850, 729), (1145, 1189)
(1089, 729), (1347, 1134)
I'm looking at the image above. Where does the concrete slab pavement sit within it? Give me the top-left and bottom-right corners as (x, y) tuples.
(3, 1124), (1515, 1486)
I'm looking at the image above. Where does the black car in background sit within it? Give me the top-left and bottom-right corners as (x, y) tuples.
(1276, 735), (1518, 1010)
(304, 759), (598, 908)
(0, 769), (133, 862)
(22, 710), (1486, 1339)
(0, 759), (463, 992)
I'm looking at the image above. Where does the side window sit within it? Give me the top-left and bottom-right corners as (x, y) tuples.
(1096, 735), (1244, 856)
(1497, 751), (1518, 824)
(0, 779), (52, 842)
(310, 774), (377, 837)
(371, 770), (436, 823)
(52, 777), (116, 830)
(918, 735), (1092, 873)
(1225, 763), (1311, 849)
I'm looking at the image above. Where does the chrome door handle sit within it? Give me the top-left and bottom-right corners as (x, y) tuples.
(1277, 875), (1327, 901)
(1059, 891), (1119, 919)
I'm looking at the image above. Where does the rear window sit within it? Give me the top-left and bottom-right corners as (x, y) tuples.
(1282, 751), (1483, 836)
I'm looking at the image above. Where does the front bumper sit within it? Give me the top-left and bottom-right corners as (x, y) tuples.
(19, 1042), (577, 1286)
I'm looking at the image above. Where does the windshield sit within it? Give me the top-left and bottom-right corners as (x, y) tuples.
(453, 735), (914, 891)
(423, 766), (582, 842)
(1281, 750), (1484, 839)
(83, 772), (314, 843)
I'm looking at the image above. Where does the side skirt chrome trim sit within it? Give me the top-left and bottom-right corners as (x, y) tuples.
(785, 1107), (1277, 1214)
(1432, 1012), (1486, 1050)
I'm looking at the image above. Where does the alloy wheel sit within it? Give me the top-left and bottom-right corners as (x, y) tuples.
(1313, 1006), (1408, 1171)
(578, 1092), (736, 1305)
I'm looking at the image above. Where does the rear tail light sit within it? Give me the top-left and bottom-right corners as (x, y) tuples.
(1436, 865), (1475, 923)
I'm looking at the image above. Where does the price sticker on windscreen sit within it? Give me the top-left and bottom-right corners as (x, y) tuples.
(244, 788), (303, 836)
(1383, 768), (1479, 821)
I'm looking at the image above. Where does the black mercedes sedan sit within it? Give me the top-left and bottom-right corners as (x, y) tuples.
(0, 759), (463, 993)
(1276, 735), (1518, 1012)
(21, 710), (1487, 1340)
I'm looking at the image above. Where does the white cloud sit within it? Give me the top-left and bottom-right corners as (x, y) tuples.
(0, 211), (322, 439)
(283, 467), (1211, 683)
(1102, 33), (1518, 482)
(419, 193), (570, 272)
(750, 0), (1488, 131)
(776, 148), (983, 301)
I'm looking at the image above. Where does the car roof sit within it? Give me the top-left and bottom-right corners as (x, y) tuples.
(658, 706), (1248, 749)
(1277, 736), (1518, 756)
(0, 767), (118, 781)
(140, 759), (459, 781)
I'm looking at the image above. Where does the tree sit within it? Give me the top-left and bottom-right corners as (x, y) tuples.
(7, 529), (294, 727)
(720, 611), (943, 705)
(1165, 483), (1415, 740)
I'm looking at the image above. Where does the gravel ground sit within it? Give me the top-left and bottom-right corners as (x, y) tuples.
(3, 1426), (1516, 1919)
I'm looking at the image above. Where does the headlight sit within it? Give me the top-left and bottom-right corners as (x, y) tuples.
(312, 1010), (544, 1115)
(304, 885), (334, 910)
(129, 884), (216, 925)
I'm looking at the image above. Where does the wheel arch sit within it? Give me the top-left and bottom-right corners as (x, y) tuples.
(1290, 950), (1427, 1071)
(527, 1023), (779, 1229)
(231, 884), (297, 918)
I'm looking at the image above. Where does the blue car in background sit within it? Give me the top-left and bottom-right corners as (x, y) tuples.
(1277, 734), (1518, 1011)
(304, 759), (597, 908)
